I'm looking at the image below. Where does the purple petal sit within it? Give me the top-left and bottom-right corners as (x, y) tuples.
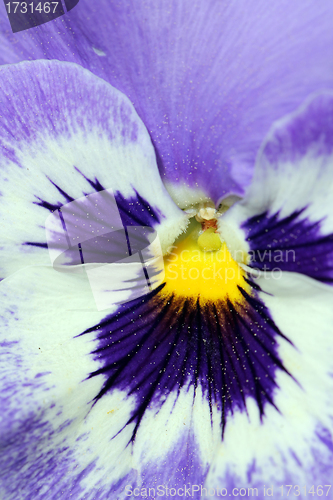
(0, 60), (186, 278)
(206, 272), (333, 496)
(84, 281), (290, 433)
(0, 267), (136, 500)
(1, 1), (333, 202)
(0, 263), (294, 498)
(2, 264), (333, 497)
(223, 92), (333, 284)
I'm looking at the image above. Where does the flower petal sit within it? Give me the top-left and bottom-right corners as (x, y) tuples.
(205, 272), (333, 494)
(0, 267), (133, 499)
(0, 263), (297, 498)
(0, 267), (225, 498)
(1, 1), (333, 201)
(0, 60), (187, 278)
(222, 92), (333, 283)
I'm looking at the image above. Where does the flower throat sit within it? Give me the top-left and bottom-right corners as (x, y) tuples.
(161, 218), (249, 304)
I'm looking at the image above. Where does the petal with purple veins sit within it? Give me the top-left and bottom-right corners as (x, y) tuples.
(0, 60), (187, 278)
(206, 272), (333, 495)
(221, 92), (333, 284)
(0, 259), (307, 498)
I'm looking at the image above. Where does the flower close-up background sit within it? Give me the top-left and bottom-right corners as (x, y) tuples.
(1, 1), (333, 499)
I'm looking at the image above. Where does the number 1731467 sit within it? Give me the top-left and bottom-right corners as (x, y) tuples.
(279, 485), (331, 496)
(5, 2), (59, 13)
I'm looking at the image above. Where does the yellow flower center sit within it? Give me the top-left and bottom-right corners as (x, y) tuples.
(162, 228), (249, 303)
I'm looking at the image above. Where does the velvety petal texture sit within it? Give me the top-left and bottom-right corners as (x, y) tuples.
(2, 268), (333, 499)
(1, 3), (333, 499)
(221, 92), (333, 283)
(0, 267), (220, 499)
(0, 267), (131, 500)
(206, 272), (333, 496)
(1, 1), (333, 202)
(0, 60), (187, 278)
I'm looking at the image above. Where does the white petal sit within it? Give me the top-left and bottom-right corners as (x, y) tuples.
(0, 60), (187, 278)
(206, 271), (333, 491)
(221, 92), (333, 283)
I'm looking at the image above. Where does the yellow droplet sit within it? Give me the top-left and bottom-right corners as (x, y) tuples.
(197, 227), (222, 252)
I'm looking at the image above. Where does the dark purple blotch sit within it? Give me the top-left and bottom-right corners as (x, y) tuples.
(243, 208), (333, 283)
(80, 279), (293, 443)
(25, 173), (161, 265)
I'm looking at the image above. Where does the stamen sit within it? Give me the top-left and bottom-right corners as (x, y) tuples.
(182, 199), (250, 265)
(195, 205), (217, 222)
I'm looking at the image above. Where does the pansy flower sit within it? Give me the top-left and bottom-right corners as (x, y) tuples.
(1, 1), (333, 499)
